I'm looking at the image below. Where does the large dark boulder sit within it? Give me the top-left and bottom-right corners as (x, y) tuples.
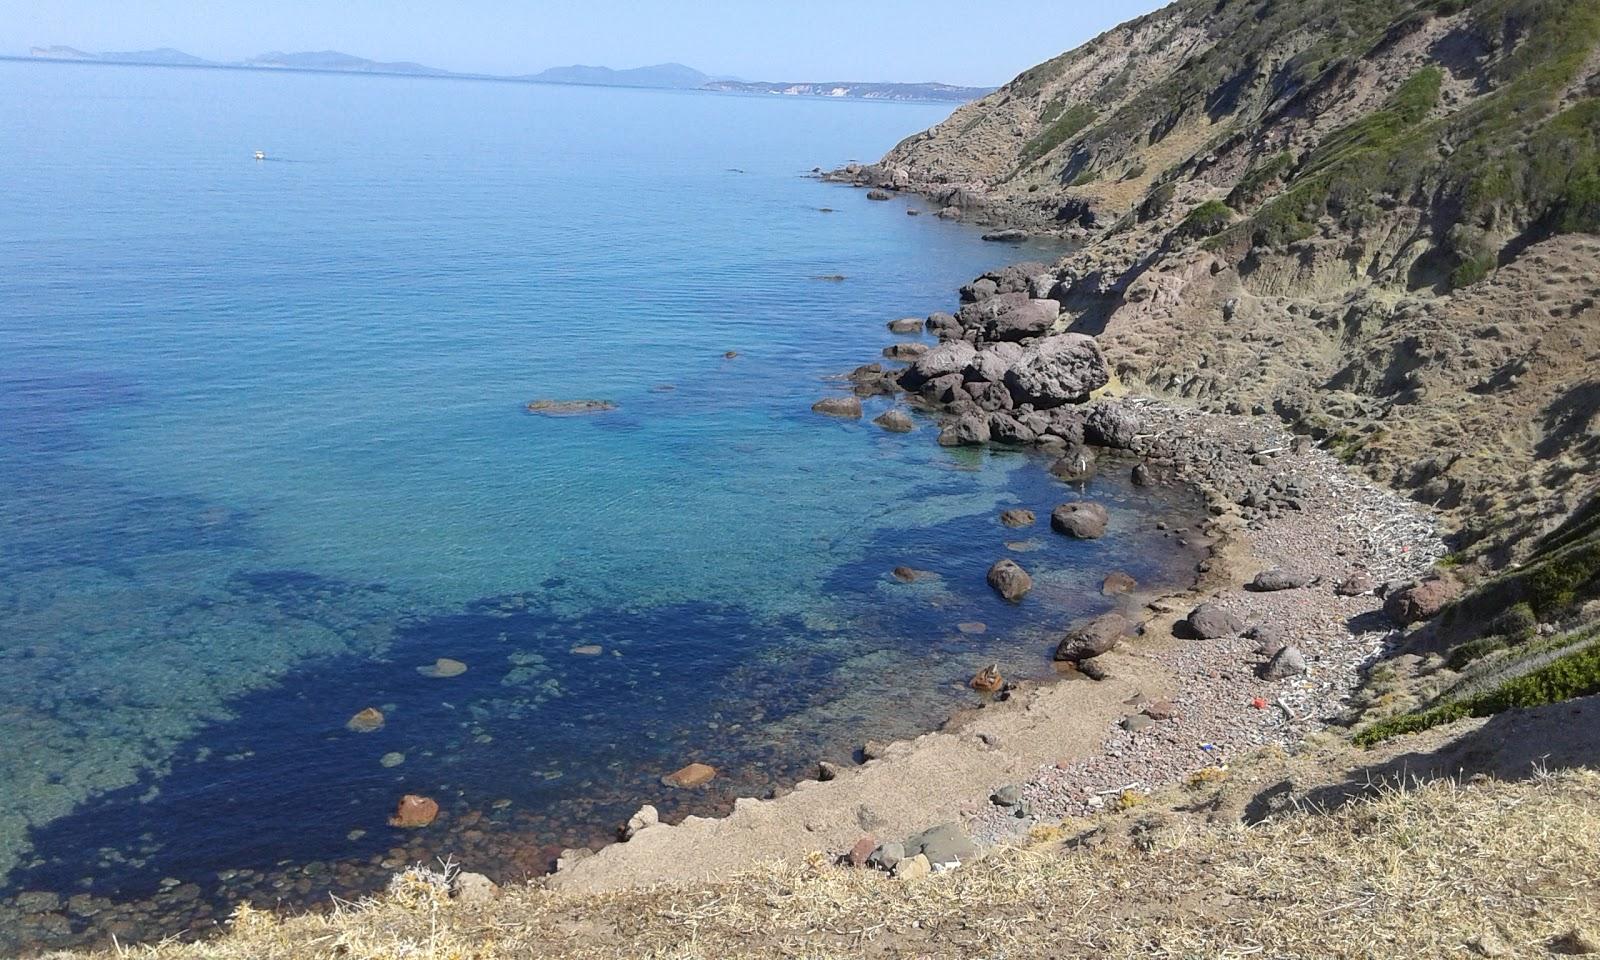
(1249, 569), (1315, 592)
(901, 340), (978, 389)
(1384, 579), (1461, 626)
(937, 415), (991, 446)
(1048, 444), (1097, 483)
(1051, 501), (1110, 538)
(988, 412), (1038, 445)
(987, 559), (1033, 602)
(1055, 613), (1130, 661)
(1187, 602), (1245, 639)
(985, 299), (1061, 342)
(965, 343), (1024, 384)
(925, 312), (963, 340)
(1004, 334), (1109, 409)
(812, 396), (863, 418)
(1084, 400), (1140, 449)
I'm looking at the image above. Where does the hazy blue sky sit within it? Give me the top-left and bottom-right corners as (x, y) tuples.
(3, 0), (1166, 86)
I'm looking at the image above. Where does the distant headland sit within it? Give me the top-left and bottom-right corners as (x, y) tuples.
(18, 46), (994, 102)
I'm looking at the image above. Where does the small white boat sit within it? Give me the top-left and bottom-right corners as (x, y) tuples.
(254, 150), (266, 161)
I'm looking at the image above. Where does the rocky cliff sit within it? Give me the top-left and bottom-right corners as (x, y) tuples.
(842, 0), (1600, 566)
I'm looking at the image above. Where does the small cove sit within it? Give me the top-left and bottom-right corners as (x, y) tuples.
(0, 60), (1207, 951)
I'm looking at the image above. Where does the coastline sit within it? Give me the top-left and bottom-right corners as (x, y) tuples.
(550, 383), (1442, 892)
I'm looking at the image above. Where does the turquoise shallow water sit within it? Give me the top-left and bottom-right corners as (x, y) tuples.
(0, 61), (1203, 949)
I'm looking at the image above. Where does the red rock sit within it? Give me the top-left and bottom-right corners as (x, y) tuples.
(1143, 699), (1177, 721)
(388, 795), (440, 828)
(970, 664), (1004, 693)
(846, 835), (878, 867)
(661, 762), (717, 789)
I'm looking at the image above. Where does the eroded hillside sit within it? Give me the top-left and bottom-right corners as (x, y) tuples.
(843, 0), (1600, 559)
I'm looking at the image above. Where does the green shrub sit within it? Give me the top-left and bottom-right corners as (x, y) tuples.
(1020, 103), (1098, 165)
(1227, 152), (1295, 208)
(1174, 199), (1234, 241)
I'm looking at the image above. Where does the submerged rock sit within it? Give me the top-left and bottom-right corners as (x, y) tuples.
(891, 566), (931, 583)
(662, 762), (717, 789)
(1049, 444), (1097, 482)
(812, 396), (864, 418)
(379, 751), (406, 768)
(346, 707), (385, 733)
(417, 657), (467, 678)
(388, 795), (439, 829)
(525, 399), (617, 416)
(1000, 508), (1036, 528)
(1051, 501), (1110, 539)
(986, 559), (1033, 602)
(873, 410), (915, 433)
(1102, 571), (1138, 595)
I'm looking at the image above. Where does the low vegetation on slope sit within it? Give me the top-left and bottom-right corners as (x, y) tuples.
(72, 758), (1600, 959)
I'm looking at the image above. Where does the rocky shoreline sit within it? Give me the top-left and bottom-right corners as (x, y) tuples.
(546, 243), (1447, 892)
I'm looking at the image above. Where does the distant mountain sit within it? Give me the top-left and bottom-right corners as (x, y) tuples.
(20, 47), (990, 102)
(29, 45), (214, 65)
(239, 50), (449, 76)
(704, 80), (994, 103)
(521, 63), (710, 90)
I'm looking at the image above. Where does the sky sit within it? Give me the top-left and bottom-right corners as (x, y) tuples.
(0, 0), (1167, 87)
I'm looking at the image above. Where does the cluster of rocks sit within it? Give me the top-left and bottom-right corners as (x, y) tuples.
(840, 822), (981, 880)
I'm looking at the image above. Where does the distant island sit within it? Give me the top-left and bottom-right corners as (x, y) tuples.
(20, 46), (994, 102)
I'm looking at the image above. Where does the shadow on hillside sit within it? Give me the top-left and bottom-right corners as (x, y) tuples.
(1245, 694), (1600, 823)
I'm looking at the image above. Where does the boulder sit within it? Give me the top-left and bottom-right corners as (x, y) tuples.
(937, 415), (991, 446)
(1143, 699), (1177, 721)
(882, 342), (929, 360)
(452, 872), (500, 903)
(903, 822), (980, 868)
(1250, 569), (1315, 592)
(1003, 334), (1109, 409)
(985, 299), (1061, 342)
(661, 762), (717, 789)
(892, 853), (931, 879)
(866, 189), (892, 201)
(887, 317), (923, 334)
(1044, 407), (1088, 445)
(966, 380), (1015, 412)
(873, 410), (915, 433)
(1000, 508), (1036, 528)
(1051, 501), (1110, 539)
(1384, 579), (1461, 626)
(937, 206), (963, 220)
(1049, 444), (1097, 482)
(987, 559), (1033, 602)
(1187, 602), (1245, 639)
(867, 841), (905, 871)
(1131, 462), (1153, 486)
(1102, 571), (1138, 595)
(388, 795), (440, 829)
(902, 340), (978, 388)
(1055, 613), (1129, 662)
(891, 566), (930, 583)
(960, 277), (999, 303)
(1247, 622), (1287, 656)
(1261, 644), (1308, 680)
(957, 291), (1029, 329)
(811, 396), (863, 419)
(846, 835), (878, 867)
(623, 804), (659, 840)
(966, 342), (1024, 383)
(346, 707), (385, 734)
(921, 372), (966, 405)
(1335, 571), (1376, 596)
(988, 412), (1038, 445)
(1084, 400), (1140, 448)
(925, 312), (962, 339)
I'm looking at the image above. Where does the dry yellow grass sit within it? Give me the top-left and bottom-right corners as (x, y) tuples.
(53, 766), (1600, 960)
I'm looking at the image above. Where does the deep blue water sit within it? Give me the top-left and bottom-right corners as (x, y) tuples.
(0, 61), (1202, 949)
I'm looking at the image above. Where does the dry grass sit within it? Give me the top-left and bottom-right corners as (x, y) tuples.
(52, 766), (1600, 960)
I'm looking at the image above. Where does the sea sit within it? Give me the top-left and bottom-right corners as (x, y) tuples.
(0, 59), (1202, 951)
